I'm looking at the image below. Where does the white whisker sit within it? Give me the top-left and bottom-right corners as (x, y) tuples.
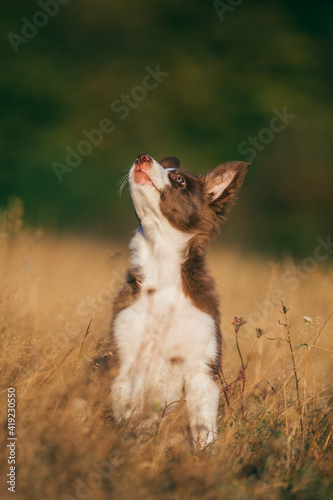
(117, 173), (130, 199)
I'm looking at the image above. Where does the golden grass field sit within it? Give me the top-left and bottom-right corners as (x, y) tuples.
(1, 202), (332, 500)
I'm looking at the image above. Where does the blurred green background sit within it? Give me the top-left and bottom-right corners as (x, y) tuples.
(1, 0), (332, 255)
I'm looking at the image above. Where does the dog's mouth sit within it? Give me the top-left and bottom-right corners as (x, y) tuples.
(133, 168), (152, 185)
(132, 164), (160, 192)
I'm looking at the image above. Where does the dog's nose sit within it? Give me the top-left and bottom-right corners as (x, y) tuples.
(135, 154), (152, 165)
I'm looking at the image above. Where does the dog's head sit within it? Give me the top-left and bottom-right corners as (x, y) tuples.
(129, 154), (250, 237)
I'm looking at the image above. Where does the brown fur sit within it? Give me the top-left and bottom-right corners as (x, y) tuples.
(159, 156), (181, 169)
(109, 267), (142, 364)
(159, 162), (250, 235)
(181, 235), (222, 378)
(202, 161), (250, 224)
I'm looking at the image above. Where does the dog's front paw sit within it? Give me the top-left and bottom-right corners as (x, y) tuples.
(191, 423), (218, 450)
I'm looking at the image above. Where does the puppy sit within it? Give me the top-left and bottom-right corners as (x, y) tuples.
(110, 154), (249, 446)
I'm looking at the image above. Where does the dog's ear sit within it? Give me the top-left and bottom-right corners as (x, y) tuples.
(159, 156), (180, 169)
(203, 161), (250, 219)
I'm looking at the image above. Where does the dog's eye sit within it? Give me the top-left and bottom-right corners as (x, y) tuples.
(175, 176), (185, 185)
(171, 174), (186, 187)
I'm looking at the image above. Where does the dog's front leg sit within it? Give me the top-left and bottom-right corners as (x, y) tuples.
(184, 371), (219, 448)
(111, 366), (145, 421)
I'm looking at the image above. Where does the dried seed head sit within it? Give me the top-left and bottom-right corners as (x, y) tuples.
(232, 316), (246, 334)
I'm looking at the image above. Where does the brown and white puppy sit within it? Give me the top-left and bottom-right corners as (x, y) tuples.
(110, 154), (249, 446)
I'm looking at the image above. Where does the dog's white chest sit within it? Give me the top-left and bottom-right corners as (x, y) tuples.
(112, 228), (217, 412)
(113, 286), (217, 415)
(115, 227), (216, 366)
(114, 286), (216, 366)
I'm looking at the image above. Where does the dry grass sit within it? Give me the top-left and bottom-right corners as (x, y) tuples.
(0, 203), (332, 500)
